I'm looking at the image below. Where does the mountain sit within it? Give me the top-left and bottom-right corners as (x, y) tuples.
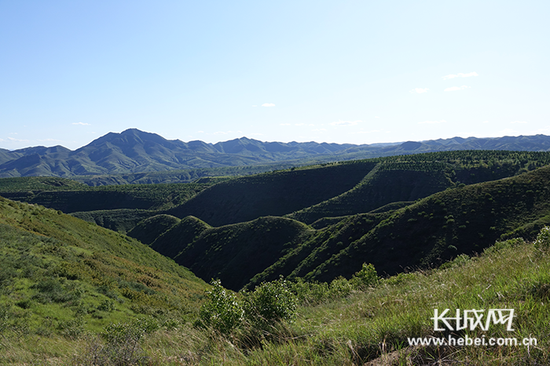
(2, 128), (550, 179)
(0, 129), (368, 178)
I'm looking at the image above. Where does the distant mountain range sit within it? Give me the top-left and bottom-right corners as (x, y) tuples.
(1, 128), (550, 178)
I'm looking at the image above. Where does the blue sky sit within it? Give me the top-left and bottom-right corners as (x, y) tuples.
(1, 0), (549, 150)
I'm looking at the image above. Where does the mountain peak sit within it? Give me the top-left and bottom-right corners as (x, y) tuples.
(2, 131), (550, 179)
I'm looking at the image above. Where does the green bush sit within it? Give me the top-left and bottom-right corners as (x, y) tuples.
(198, 279), (244, 334)
(350, 263), (379, 289)
(289, 278), (331, 305)
(244, 278), (297, 325)
(534, 226), (550, 252)
(328, 276), (353, 298)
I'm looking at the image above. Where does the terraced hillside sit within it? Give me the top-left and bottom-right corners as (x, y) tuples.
(0, 177), (212, 212)
(167, 161), (377, 226)
(166, 151), (550, 227)
(128, 153), (550, 290)
(263, 163), (550, 284)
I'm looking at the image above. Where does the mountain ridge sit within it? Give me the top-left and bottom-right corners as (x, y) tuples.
(2, 128), (550, 178)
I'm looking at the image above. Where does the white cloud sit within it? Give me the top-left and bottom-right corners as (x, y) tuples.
(8, 137), (29, 142)
(419, 120), (447, 125)
(72, 122), (90, 126)
(444, 85), (470, 92)
(330, 120), (361, 126)
(279, 123), (291, 126)
(443, 72), (479, 80)
(313, 128), (327, 132)
(410, 88), (429, 94)
(261, 103), (275, 107)
(510, 120), (527, 124)
(295, 123), (306, 126)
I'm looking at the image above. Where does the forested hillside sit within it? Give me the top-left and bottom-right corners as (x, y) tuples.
(0, 178), (212, 212)
(124, 151), (550, 290)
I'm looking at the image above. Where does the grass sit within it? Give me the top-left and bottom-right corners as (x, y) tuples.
(1, 230), (549, 364)
(0, 196), (208, 348)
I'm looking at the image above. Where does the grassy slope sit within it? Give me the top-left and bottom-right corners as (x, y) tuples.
(157, 163), (550, 291)
(167, 161), (377, 226)
(231, 238), (550, 365)
(286, 162), (450, 224)
(0, 180), (211, 213)
(162, 216), (313, 291)
(5, 232), (549, 364)
(299, 163), (550, 282)
(0, 196), (207, 339)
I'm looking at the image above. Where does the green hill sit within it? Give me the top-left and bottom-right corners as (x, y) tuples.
(0, 179), (211, 213)
(127, 214), (181, 245)
(167, 161), (377, 226)
(0, 196), (208, 337)
(158, 216), (312, 290)
(4, 150), (550, 294)
(258, 163), (550, 284)
(147, 163), (550, 291)
(286, 161), (450, 224)
(167, 151), (550, 227)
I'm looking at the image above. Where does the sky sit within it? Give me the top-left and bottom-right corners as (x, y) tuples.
(1, 0), (549, 150)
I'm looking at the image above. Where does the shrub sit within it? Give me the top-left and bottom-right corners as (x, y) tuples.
(351, 263), (379, 289)
(534, 226), (550, 252)
(290, 278), (330, 305)
(197, 279), (244, 334)
(76, 319), (155, 366)
(328, 276), (353, 298)
(244, 278), (297, 325)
